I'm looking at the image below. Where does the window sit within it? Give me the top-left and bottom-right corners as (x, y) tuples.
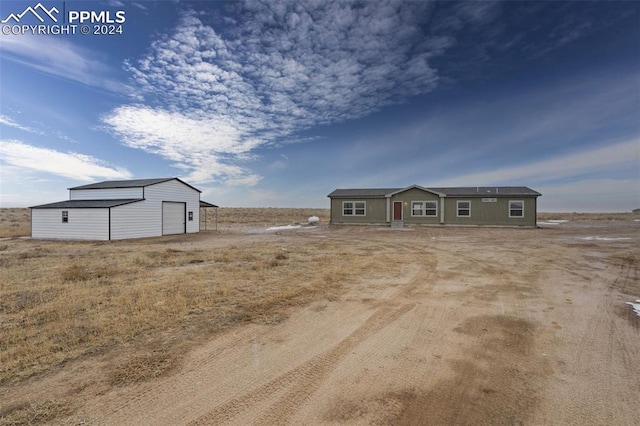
(411, 201), (437, 217)
(188, 211), (194, 221)
(343, 201), (366, 216)
(457, 201), (471, 217)
(62, 211), (68, 223)
(509, 200), (524, 218)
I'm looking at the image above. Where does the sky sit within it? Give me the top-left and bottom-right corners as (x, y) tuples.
(0, 0), (638, 211)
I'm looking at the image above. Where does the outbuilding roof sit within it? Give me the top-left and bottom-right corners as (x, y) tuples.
(69, 177), (201, 193)
(31, 199), (143, 209)
(328, 186), (541, 198)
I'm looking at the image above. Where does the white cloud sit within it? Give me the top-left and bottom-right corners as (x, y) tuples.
(105, 1), (456, 186)
(433, 138), (639, 187)
(0, 114), (42, 134)
(0, 140), (132, 181)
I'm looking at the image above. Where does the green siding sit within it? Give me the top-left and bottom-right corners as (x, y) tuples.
(389, 188), (441, 224)
(330, 198), (387, 224)
(329, 188), (539, 227)
(443, 197), (537, 226)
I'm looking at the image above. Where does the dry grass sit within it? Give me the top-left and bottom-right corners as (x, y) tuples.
(0, 208), (30, 238)
(201, 207), (330, 230)
(0, 231), (404, 386)
(1, 230), (405, 423)
(537, 212), (639, 221)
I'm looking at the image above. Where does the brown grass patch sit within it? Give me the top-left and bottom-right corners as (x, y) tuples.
(0, 399), (73, 426)
(0, 231), (404, 394)
(110, 351), (178, 386)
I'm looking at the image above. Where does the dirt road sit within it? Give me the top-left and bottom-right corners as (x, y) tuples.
(10, 221), (640, 425)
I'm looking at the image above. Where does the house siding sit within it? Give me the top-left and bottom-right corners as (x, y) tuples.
(69, 188), (143, 200)
(31, 208), (109, 240)
(330, 198), (387, 224)
(328, 186), (540, 228)
(389, 188), (441, 225)
(442, 197), (537, 226)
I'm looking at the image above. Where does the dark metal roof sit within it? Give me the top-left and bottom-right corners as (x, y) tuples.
(69, 177), (201, 193)
(200, 200), (219, 208)
(327, 188), (401, 198)
(328, 186), (541, 198)
(429, 186), (541, 197)
(30, 199), (143, 209)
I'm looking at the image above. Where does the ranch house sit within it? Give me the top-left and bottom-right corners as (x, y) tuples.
(31, 178), (209, 240)
(328, 185), (541, 227)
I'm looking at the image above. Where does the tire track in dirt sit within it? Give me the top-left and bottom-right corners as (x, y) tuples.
(188, 266), (433, 425)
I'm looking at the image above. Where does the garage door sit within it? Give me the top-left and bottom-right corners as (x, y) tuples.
(162, 202), (185, 235)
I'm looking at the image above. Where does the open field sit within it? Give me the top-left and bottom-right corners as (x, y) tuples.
(0, 208), (639, 425)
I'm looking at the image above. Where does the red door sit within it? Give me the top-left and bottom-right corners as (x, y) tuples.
(393, 201), (403, 221)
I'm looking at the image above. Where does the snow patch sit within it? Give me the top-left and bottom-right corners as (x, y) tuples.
(581, 236), (632, 241)
(538, 222), (561, 225)
(266, 225), (302, 231)
(548, 220), (569, 223)
(626, 300), (640, 317)
(308, 216), (320, 224)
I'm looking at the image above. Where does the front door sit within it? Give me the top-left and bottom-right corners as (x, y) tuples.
(393, 201), (403, 221)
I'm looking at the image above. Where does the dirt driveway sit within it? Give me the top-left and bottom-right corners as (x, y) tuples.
(14, 221), (640, 424)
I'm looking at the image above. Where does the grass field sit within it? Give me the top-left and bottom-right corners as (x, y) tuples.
(1, 208), (638, 424)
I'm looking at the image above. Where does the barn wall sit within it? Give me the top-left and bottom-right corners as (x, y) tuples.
(31, 208), (109, 240)
(69, 188), (143, 200)
(145, 180), (200, 234)
(110, 201), (159, 240)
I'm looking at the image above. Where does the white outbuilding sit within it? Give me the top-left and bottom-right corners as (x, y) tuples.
(31, 178), (206, 240)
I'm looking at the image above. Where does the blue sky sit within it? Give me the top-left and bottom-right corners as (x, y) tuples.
(0, 0), (638, 211)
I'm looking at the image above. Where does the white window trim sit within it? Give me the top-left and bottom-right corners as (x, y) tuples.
(411, 200), (438, 217)
(342, 200), (366, 216)
(457, 200), (471, 217)
(62, 210), (69, 223)
(509, 200), (524, 218)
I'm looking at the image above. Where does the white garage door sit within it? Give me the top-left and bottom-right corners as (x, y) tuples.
(162, 202), (186, 235)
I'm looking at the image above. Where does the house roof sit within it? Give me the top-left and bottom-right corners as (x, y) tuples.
(31, 199), (143, 209)
(69, 177), (201, 193)
(328, 186), (541, 198)
(327, 188), (401, 198)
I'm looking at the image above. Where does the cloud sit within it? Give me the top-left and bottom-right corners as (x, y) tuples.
(0, 35), (130, 94)
(0, 114), (42, 134)
(433, 138), (639, 187)
(0, 140), (132, 181)
(105, 1), (454, 185)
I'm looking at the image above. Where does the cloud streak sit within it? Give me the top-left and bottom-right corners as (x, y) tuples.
(0, 35), (130, 94)
(433, 138), (639, 186)
(0, 114), (42, 134)
(0, 140), (132, 181)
